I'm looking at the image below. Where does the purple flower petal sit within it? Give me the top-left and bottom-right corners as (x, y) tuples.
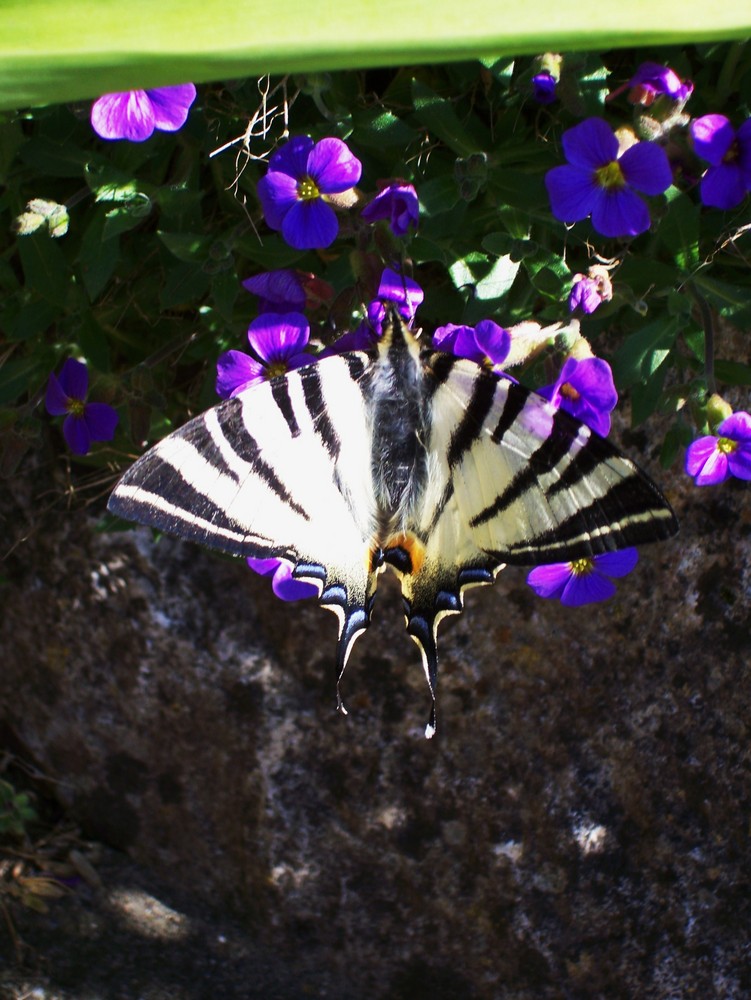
(216, 350), (266, 398)
(281, 198), (339, 249)
(62, 414), (92, 455)
(727, 449), (751, 480)
(628, 62), (692, 101)
(45, 371), (71, 416)
(618, 142), (673, 195)
(540, 356), (617, 436)
(323, 323), (379, 356)
(527, 562), (572, 600)
(590, 187), (651, 238)
(685, 436), (728, 485)
(247, 312), (310, 365)
(270, 562), (319, 601)
(566, 358), (618, 412)
(545, 165), (599, 223)
(84, 402), (119, 442)
(569, 277), (602, 314)
(58, 358), (88, 400)
(242, 270), (307, 312)
(257, 171), (300, 231)
(474, 320), (511, 366)
(691, 115), (734, 166)
(268, 135), (315, 178)
(561, 569), (616, 606)
(717, 411), (751, 440)
(532, 71), (557, 104)
(376, 268), (424, 318)
(432, 324), (464, 352)
(91, 91), (156, 142)
(737, 119), (751, 174)
(562, 118), (619, 169)
(146, 84), (196, 132)
(247, 557), (280, 577)
(593, 548), (639, 577)
(307, 138), (362, 193)
(700, 164), (749, 210)
(361, 184), (419, 235)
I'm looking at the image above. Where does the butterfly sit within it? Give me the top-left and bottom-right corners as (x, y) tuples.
(108, 308), (677, 736)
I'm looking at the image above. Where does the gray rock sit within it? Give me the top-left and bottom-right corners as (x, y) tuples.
(2, 447), (750, 998)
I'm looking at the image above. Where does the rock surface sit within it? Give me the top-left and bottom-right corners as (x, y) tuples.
(2, 440), (750, 998)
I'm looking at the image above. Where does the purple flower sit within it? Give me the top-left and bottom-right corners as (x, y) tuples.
(538, 356), (617, 437)
(242, 270), (307, 313)
(90, 84), (196, 142)
(257, 136), (362, 250)
(691, 115), (751, 210)
(361, 183), (419, 236)
(626, 62), (693, 105)
(216, 312), (312, 399)
(545, 118), (673, 238)
(325, 268), (424, 356)
(527, 548), (639, 607)
(247, 558), (318, 602)
(532, 71), (557, 104)
(568, 276), (603, 314)
(684, 411), (751, 485)
(568, 267), (613, 315)
(432, 320), (511, 371)
(45, 359), (119, 455)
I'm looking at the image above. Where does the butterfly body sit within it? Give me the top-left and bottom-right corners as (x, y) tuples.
(109, 310), (677, 736)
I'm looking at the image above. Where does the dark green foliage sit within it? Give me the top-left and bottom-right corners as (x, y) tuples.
(2, 44), (750, 489)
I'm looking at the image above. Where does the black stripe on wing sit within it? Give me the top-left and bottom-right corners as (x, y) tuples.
(470, 406), (587, 529)
(213, 401), (310, 519)
(301, 363), (340, 461)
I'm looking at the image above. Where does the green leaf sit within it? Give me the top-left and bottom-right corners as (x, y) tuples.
(78, 211), (120, 300)
(0, 355), (50, 406)
(658, 190), (700, 271)
(158, 230), (213, 263)
(160, 261), (210, 309)
(16, 232), (70, 307)
(4, 299), (57, 342)
(411, 80), (484, 157)
(611, 317), (680, 389)
(474, 254), (520, 302)
(101, 200), (151, 241)
(714, 359), (751, 385)
(350, 108), (415, 149)
(631, 353), (671, 426)
(417, 175), (461, 218)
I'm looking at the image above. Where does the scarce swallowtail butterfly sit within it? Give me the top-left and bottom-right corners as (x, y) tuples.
(108, 308), (677, 737)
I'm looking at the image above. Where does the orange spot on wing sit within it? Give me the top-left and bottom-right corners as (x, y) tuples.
(387, 532), (426, 576)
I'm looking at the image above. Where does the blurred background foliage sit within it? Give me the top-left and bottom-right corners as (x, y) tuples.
(1, 43), (751, 503)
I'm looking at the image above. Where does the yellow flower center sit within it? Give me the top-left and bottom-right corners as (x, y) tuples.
(560, 381), (581, 402)
(68, 398), (85, 416)
(297, 176), (320, 201)
(716, 435), (738, 454)
(570, 557), (594, 577)
(595, 160), (625, 191)
(265, 361), (288, 379)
